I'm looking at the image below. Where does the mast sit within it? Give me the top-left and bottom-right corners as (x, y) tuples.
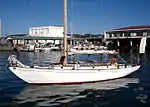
(63, 0), (68, 65)
(0, 19), (1, 38)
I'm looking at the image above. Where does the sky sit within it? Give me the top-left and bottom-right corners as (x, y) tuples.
(0, 0), (150, 36)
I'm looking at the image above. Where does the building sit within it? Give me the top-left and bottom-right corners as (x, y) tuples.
(104, 26), (150, 52)
(29, 26), (63, 44)
(6, 25), (103, 47)
(104, 25), (150, 39)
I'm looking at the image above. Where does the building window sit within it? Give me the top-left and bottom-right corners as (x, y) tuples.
(41, 28), (44, 34)
(109, 34), (112, 37)
(45, 28), (49, 34)
(31, 29), (34, 35)
(35, 29), (38, 35)
(131, 33), (136, 36)
(106, 34), (110, 38)
(143, 32), (147, 36)
(126, 33), (130, 37)
(117, 34), (120, 37)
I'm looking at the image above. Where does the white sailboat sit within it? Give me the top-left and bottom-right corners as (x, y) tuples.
(7, 0), (141, 85)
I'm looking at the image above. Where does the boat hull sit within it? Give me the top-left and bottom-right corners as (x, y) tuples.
(9, 66), (140, 84)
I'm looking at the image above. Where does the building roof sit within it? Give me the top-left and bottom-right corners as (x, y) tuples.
(8, 34), (103, 40)
(9, 36), (63, 40)
(113, 25), (150, 31)
(7, 35), (82, 40)
(29, 25), (63, 29)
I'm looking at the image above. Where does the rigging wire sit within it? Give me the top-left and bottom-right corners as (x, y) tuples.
(69, 0), (74, 46)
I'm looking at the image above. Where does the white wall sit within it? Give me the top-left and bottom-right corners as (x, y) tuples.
(29, 26), (63, 37)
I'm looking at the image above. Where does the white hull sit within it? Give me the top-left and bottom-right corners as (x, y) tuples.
(43, 47), (51, 51)
(19, 48), (44, 52)
(9, 65), (140, 84)
(19, 48), (34, 52)
(69, 49), (116, 54)
(43, 47), (61, 51)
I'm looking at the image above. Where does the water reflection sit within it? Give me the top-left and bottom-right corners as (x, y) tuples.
(17, 51), (62, 66)
(14, 78), (139, 106)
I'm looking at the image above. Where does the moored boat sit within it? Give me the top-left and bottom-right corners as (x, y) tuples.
(19, 44), (44, 52)
(7, 50), (140, 84)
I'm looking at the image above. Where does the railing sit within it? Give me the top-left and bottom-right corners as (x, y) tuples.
(106, 36), (150, 39)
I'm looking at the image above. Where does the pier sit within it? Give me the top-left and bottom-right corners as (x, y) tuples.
(104, 26), (150, 53)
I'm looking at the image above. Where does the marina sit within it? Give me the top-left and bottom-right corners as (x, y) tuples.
(6, 0), (142, 85)
(0, 0), (150, 106)
(1, 25), (150, 53)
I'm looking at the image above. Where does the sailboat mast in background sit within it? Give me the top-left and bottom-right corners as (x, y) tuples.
(63, 0), (68, 65)
(0, 19), (1, 37)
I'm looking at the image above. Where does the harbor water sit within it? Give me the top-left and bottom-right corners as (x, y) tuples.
(0, 51), (150, 107)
